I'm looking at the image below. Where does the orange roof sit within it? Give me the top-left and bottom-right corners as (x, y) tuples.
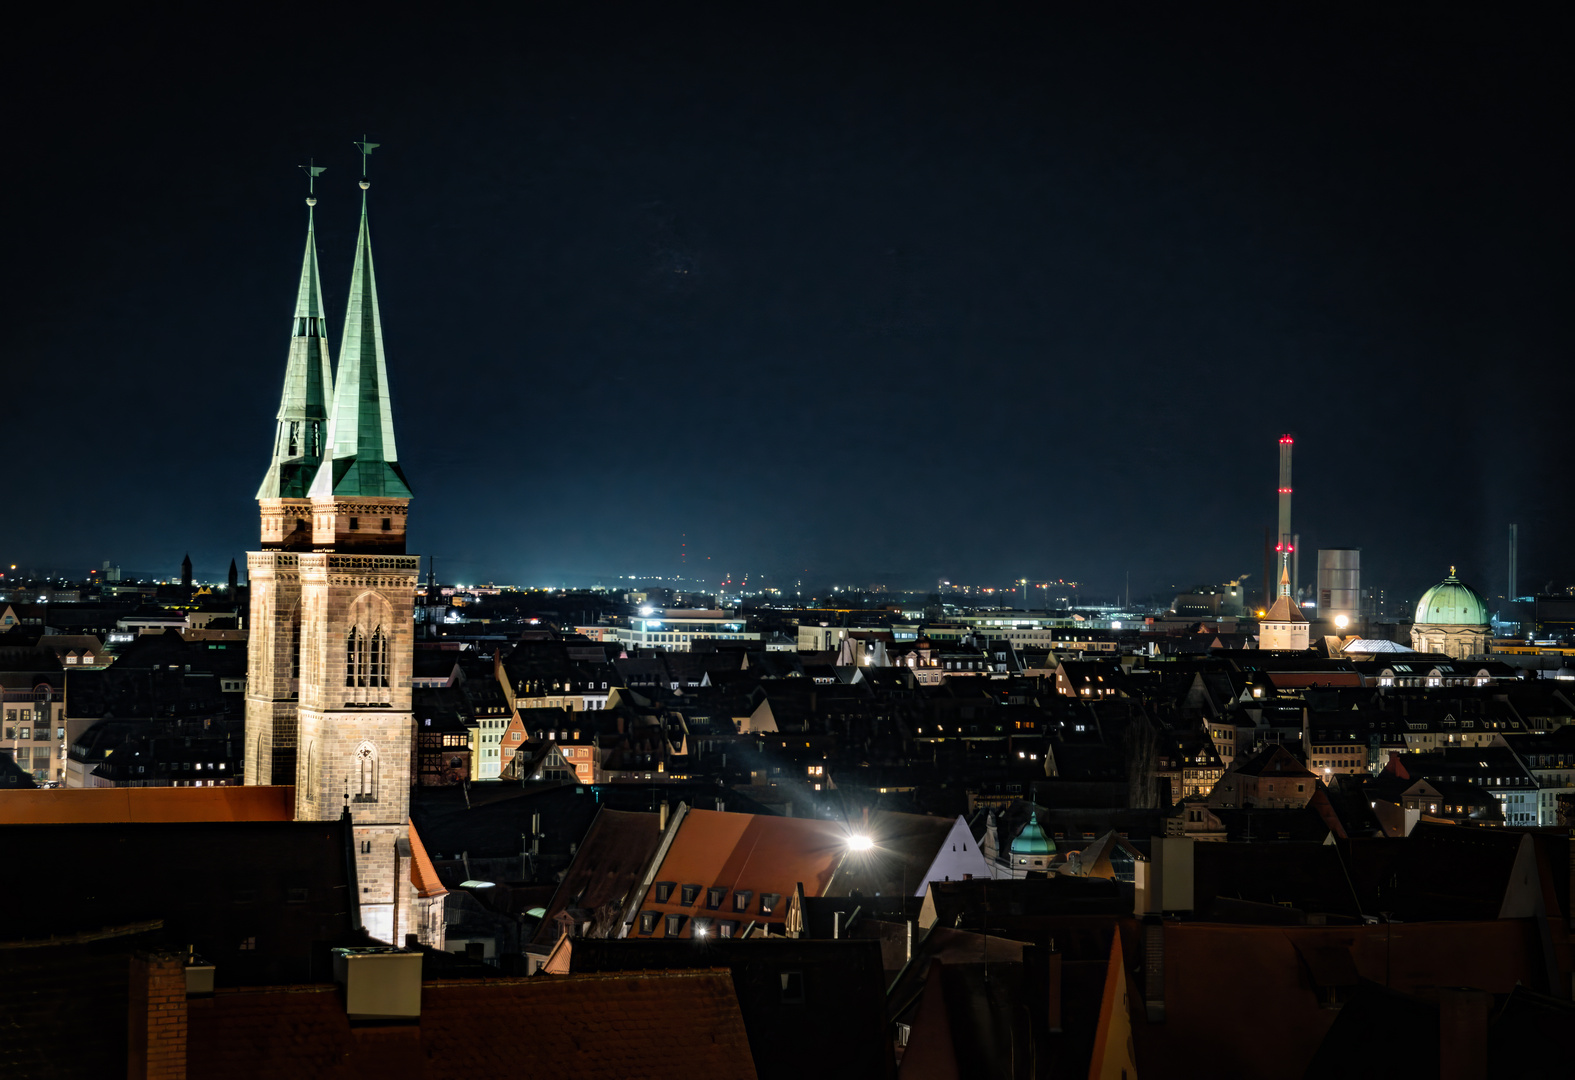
(639, 809), (853, 936)
(0, 785), (295, 825)
(407, 820), (447, 899)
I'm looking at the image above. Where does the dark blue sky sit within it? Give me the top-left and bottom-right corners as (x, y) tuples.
(7, 5), (1569, 605)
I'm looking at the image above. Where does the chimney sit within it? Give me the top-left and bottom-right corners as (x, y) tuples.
(332, 948), (422, 1020)
(129, 951), (187, 1080)
(1439, 988), (1490, 1080)
(906, 919), (914, 964)
(658, 800), (670, 831)
(833, 911), (842, 939)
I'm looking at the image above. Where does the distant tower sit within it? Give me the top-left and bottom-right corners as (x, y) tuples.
(1275, 435), (1294, 598)
(227, 558), (239, 593)
(1260, 563), (1310, 651)
(1508, 524), (1518, 600)
(181, 553), (193, 591)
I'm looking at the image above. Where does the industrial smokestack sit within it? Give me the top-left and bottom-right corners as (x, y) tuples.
(1508, 524), (1518, 600)
(1277, 435), (1294, 598)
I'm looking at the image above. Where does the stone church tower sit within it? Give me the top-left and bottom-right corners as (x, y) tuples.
(246, 166), (438, 946)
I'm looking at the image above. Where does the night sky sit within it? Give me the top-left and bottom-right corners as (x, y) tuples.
(8, 6), (1569, 605)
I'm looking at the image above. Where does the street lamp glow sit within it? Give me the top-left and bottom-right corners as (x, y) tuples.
(1334, 614), (1350, 630)
(847, 834), (874, 852)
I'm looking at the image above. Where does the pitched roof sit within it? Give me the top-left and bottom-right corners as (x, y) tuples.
(0, 784), (294, 824)
(532, 807), (662, 945)
(1263, 594), (1307, 623)
(185, 970), (758, 1078)
(633, 808), (977, 937)
(407, 821), (446, 900)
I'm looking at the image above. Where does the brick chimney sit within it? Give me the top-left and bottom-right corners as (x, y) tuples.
(128, 951), (187, 1079)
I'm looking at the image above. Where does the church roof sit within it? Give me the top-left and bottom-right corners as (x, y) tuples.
(256, 198), (334, 499)
(308, 181), (412, 499)
(1414, 568), (1488, 626)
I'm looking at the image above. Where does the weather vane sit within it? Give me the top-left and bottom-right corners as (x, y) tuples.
(299, 159), (326, 206)
(354, 137), (380, 189)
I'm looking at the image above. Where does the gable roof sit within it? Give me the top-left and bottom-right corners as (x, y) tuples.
(532, 808), (663, 945)
(634, 809), (977, 937)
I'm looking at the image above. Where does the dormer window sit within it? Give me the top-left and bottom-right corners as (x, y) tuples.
(680, 884), (700, 905)
(733, 890), (753, 913)
(707, 887), (727, 909)
(653, 881), (675, 904)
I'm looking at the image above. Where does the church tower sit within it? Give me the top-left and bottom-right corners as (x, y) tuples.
(296, 151), (422, 945)
(245, 173), (334, 787)
(246, 153), (434, 945)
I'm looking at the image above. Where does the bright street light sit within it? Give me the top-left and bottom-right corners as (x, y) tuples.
(847, 834), (874, 852)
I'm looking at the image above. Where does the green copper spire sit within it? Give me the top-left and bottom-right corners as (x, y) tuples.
(308, 162), (411, 500)
(256, 178), (334, 500)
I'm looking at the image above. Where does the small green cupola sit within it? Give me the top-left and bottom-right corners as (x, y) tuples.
(1009, 809), (1056, 857)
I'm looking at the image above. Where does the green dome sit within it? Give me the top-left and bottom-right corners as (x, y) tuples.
(1009, 810), (1056, 857)
(1415, 568), (1488, 626)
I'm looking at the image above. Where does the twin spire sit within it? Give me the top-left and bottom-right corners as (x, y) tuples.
(258, 147), (411, 502)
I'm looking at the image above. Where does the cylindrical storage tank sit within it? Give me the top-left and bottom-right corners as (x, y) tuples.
(1317, 548), (1361, 629)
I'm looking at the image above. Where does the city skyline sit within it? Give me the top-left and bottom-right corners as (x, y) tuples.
(6, 6), (1569, 604)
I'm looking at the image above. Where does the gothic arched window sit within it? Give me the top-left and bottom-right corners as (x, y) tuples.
(344, 593), (395, 705)
(370, 626), (388, 688)
(354, 741), (378, 803)
(345, 626), (361, 687)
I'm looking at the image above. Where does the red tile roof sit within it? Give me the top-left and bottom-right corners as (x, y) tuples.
(635, 808), (960, 937)
(186, 970), (757, 1079)
(0, 785), (295, 824)
(407, 821), (446, 899)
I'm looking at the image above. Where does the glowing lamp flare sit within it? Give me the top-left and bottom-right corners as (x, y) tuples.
(846, 834), (874, 852)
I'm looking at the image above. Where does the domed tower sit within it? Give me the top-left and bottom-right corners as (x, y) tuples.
(1410, 568), (1490, 659)
(1008, 809), (1057, 875)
